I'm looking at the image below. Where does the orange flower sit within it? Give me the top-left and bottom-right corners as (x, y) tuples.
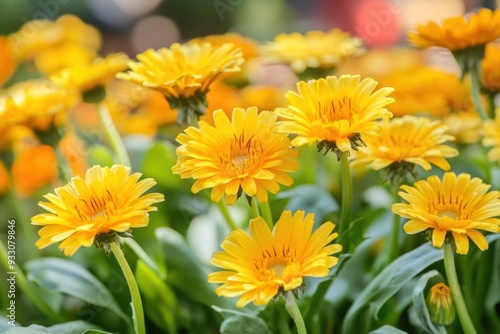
(12, 145), (58, 197)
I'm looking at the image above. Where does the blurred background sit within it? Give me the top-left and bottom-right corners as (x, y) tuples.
(0, 0), (496, 56)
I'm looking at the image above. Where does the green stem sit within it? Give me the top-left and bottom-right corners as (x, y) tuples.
(250, 196), (260, 219)
(338, 152), (353, 249)
(215, 200), (238, 230)
(469, 63), (489, 121)
(0, 239), (64, 322)
(284, 290), (307, 334)
(260, 201), (273, 229)
(110, 242), (146, 334)
(301, 146), (317, 184)
(8, 185), (36, 248)
(54, 145), (71, 184)
(97, 102), (131, 166)
(387, 182), (402, 264)
(487, 91), (496, 120)
(443, 243), (477, 334)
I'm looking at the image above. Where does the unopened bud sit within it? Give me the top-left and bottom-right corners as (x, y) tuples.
(426, 282), (456, 325)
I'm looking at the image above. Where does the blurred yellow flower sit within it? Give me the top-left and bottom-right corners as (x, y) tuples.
(59, 132), (88, 177)
(35, 43), (97, 75)
(8, 14), (101, 61)
(51, 53), (129, 94)
(275, 75), (394, 157)
(117, 42), (243, 123)
(0, 80), (77, 128)
(482, 113), (500, 163)
(481, 43), (500, 92)
(408, 8), (500, 51)
(443, 110), (481, 144)
(392, 172), (500, 254)
(12, 145), (57, 197)
(378, 66), (464, 117)
(106, 81), (177, 136)
(208, 210), (342, 307)
(352, 116), (458, 175)
(172, 107), (299, 205)
(0, 36), (17, 87)
(260, 29), (364, 73)
(31, 164), (165, 256)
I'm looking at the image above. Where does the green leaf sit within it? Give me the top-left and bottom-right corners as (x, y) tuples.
(369, 325), (408, 334)
(2, 321), (103, 334)
(142, 141), (182, 189)
(212, 306), (273, 334)
(82, 331), (114, 334)
(342, 243), (444, 333)
(409, 270), (447, 334)
(277, 184), (338, 223)
(156, 227), (233, 308)
(485, 237), (500, 332)
(303, 254), (351, 328)
(136, 259), (178, 333)
(25, 258), (131, 326)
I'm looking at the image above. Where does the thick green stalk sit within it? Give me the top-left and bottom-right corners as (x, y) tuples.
(97, 102), (131, 166)
(110, 242), (145, 334)
(469, 63), (489, 121)
(215, 200), (238, 230)
(443, 244), (477, 334)
(260, 201), (274, 229)
(0, 239), (64, 322)
(387, 182), (402, 264)
(338, 152), (353, 249)
(284, 290), (307, 334)
(250, 196), (261, 219)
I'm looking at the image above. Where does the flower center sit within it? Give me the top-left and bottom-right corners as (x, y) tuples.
(437, 211), (458, 219)
(319, 97), (355, 123)
(264, 257), (289, 278)
(233, 154), (247, 167)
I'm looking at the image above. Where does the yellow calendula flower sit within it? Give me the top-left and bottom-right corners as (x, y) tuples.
(116, 42), (243, 124)
(482, 113), (500, 163)
(172, 107), (299, 205)
(392, 172), (500, 254)
(208, 210), (342, 307)
(275, 75), (394, 158)
(0, 80), (77, 128)
(31, 165), (165, 256)
(51, 53), (129, 96)
(408, 8), (500, 76)
(408, 8), (500, 51)
(8, 14), (101, 61)
(260, 29), (364, 73)
(352, 116), (458, 180)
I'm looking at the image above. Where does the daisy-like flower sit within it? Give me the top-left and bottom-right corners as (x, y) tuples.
(51, 53), (129, 98)
(31, 164), (165, 256)
(0, 80), (77, 128)
(407, 8), (500, 75)
(351, 115), (458, 181)
(407, 8), (500, 51)
(260, 29), (364, 73)
(208, 210), (342, 307)
(392, 172), (500, 254)
(482, 113), (500, 163)
(116, 42), (244, 124)
(275, 75), (394, 158)
(172, 107), (299, 205)
(8, 14), (101, 61)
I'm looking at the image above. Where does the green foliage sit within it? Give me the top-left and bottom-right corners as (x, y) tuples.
(25, 258), (131, 327)
(212, 307), (273, 334)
